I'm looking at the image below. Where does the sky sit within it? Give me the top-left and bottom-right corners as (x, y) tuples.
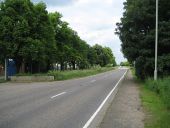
(32, 0), (126, 64)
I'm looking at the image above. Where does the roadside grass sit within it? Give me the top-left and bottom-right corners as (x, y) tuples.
(145, 78), (170, 109)
(14, 67), (116, 81)
(48, 67), (115, 80)
(130, 68), (170, 128)
(140, 84), (170, 128)
(131, 67), (137, 79)
(0, 79), (6, 83)
(140, 78), (170, 128)
(0, 78), (7, 84)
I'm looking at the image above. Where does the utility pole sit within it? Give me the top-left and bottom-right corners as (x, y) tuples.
(154, 0), (158, 80)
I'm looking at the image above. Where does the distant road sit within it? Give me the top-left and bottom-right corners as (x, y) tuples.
(0, 69), (127, 128)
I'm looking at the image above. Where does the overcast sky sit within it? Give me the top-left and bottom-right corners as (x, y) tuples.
(32, 0), (126, 64)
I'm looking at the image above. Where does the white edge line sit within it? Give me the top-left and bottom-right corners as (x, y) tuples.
(83, 70), (128, 128)
(51, 92), (66, 99)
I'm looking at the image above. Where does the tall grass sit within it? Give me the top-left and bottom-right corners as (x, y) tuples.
(140, 85), (170, 128)
(48, 67), (115, 80)
(131, 68), (170, 128)
(145, 77), (170, 109)
(141, 77), (170, 128)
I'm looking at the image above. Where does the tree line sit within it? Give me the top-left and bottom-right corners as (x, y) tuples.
(0, 0), (116, 73)
(116, 0), (170, 79)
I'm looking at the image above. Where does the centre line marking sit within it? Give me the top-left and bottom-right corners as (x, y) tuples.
(83, 70), (128, 128)
(51, 92), (66, 99)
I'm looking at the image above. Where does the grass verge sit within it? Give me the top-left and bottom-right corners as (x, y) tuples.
(48, 67), (115, 80)
(140, 79), (170, 128)
(0, 79), (7, 83)
(130, 68), (170, 128)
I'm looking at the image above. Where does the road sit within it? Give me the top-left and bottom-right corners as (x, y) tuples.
(0, 69), (127, 128)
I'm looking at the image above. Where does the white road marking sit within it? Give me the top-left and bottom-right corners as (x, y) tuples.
(51, 92), (66, 99)
(83, 70), (128, 128)
(90, 80), (96, 83)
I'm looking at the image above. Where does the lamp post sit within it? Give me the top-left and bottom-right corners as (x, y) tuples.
(154, 0), (158, 80)
(5, 58), (8, 81)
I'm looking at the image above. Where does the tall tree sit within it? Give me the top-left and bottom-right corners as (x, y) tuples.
(49, 12), (91, 70)
(92, 44), (116, 67)
(116, 0), (170, 79)
(0, 0), (56, 73)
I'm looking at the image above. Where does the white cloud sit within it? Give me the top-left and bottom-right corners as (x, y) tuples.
(47, 0), (126, 64)
(32, 0), (78, 6)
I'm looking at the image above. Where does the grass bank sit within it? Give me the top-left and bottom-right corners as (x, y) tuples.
(140, 78), (170, 128)
(0, 76), (6, 83)
(48, 67), (115, 80)
(0, 79), (6, 83)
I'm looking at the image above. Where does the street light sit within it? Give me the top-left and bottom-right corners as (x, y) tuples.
(5, 58), (8, 81)
(154, 0), (158, 80)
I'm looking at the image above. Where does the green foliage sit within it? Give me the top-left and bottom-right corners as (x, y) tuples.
(92, 44), (116, 67)
(0, 79), (7, 84)
(0, 0), (116, 74)
(145, 77), (170, 109)
(49, 12), (92, 70)
(48, 67), (115, 80)
(141, 82), (170, 128)
(120, 61), (130, 66)
(116, 0), (170, 79)
(0, 0), (56, 73)
(48, 12), (117, 70)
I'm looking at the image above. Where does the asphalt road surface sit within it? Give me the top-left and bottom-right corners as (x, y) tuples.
(0, 69), (127, 128)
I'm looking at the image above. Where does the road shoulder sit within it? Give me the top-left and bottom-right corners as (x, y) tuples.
(99, 71), (144, 128)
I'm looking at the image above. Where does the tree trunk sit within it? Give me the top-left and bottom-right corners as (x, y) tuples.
(71, 61), (76, 70)
(20, 62), (25, 73)
(15, 58), (22, 73)
(46, 60), (51, 72)
(60, 62), (64, 71)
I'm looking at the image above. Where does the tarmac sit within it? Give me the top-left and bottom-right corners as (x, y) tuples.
(99, 71), (144, 128)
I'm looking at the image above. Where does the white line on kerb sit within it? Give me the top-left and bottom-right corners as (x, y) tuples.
(83, 70), (128, 128)
(51, 92), (66, 99)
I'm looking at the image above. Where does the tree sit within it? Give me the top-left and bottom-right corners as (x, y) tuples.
(0, 0), (56, 73)
(103, 47), (116, 66)
(120, 61), (130, 66)
(116, 0), (170, 79)
(0, 0), (116, 74)
(30, 2), (56, 72)
(87, 47), (97, 66)
(49, 12), (92, 70)
(92, 44), (116, 67)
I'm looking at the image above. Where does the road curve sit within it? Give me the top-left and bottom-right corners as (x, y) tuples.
(0, 69), (127, 128)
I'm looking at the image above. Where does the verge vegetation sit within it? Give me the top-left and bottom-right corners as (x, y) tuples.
(0, 79), (6, 83)
(15, 67), (116, 81)
(0, 0), (116, 74)
(140, 80), (170, 128)
(48, 67), (115, 80)
(131, 68), (170, 128)
(116, 0), (170, 79)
